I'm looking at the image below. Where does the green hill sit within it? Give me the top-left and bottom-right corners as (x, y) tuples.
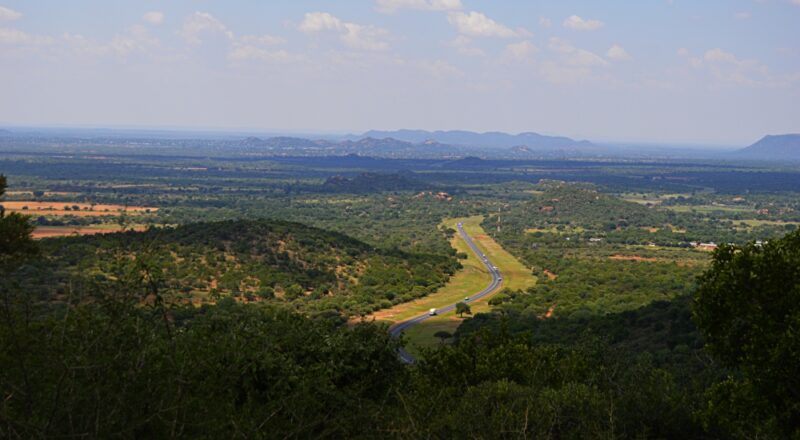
(38, 219), (459, 317)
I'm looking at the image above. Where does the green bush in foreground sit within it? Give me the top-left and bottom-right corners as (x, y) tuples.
(694, 231), (800, 439)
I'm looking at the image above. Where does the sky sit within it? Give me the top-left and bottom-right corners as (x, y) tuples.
(0, 1), (798, 146)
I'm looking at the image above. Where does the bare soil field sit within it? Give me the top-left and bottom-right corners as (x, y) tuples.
(32, 225), (147, 239)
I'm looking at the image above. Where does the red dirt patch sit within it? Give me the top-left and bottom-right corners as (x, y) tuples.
(541, 305), (556, 319)
(543, 269), (558, 280)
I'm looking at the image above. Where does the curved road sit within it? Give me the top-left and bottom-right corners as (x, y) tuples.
(389, 222), (503, 363)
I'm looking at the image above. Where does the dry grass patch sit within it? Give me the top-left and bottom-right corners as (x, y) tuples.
(608, 255), (658, 262)
(4, 201), (157, 217)
(32, 224), (147, 239)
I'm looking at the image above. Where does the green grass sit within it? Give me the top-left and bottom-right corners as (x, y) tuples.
(369, 216), (492, 324)
(733, 219), (800, 229)
(525, 226), (586, 235)
(665, 205), (753, 214)
(400, 216), (537, 356)
(620, 192), (685, 205)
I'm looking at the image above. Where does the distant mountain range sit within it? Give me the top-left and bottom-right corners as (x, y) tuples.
(356, 129), (596, 151)
(237, 135), (464, 157)
(6, 126), (797, 161)
(737, 134), (800, 161)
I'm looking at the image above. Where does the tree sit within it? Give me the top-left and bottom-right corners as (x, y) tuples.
(0, 175), (37, 265)
(455, 301), (471, 318)
(258, 286), (275, 299)
(693, 231), (800, 438)
(433, 330), (452, 344)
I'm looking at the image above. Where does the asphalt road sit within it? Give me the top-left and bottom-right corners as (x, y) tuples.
(389, 222), (503, 363)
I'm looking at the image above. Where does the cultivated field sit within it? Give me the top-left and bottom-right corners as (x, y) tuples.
(3, 201), (157, 217)
(31, 224), (148, 239)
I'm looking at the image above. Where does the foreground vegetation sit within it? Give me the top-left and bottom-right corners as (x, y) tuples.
(29, 219), (459, 318)
(3, 237), (798, 438)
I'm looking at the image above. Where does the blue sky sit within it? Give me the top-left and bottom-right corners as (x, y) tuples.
(1, 0), (798, 145)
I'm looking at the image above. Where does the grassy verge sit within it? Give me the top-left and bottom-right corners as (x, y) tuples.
(369, 216), (492, 324)
(399, 216), (537, 356)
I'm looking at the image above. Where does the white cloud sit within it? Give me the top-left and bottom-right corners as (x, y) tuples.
(299, 12), (389, 51)
(547, 37), (575, 54)
(704, 48), (738, 63)
(696, 48), (776, 86)
(547, 37), (608, 68)
(298, 11), (341, 33)
(0, 6), (21, 21)
(376, 0), (462, 13)
(230, 33), (290, 62)
(447, 11), (529, 38)
(503, 40), (538, 62)
(607, 44), (631, 61)
(57, 25), (158, 58)
(143, 11), (164, 25)
(229, 46), (293, 62)
(563, 15), (604, 31)
(179, 12), (234, 45)
(240, 34), (286, 46)
(59, 33), (109, 57)
(0, 27), (53, 45)
(568, 49), (608, 67)
(446, 35), (485, 56)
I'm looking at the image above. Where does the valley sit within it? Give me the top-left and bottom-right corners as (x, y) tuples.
(2, 139), (799, 438)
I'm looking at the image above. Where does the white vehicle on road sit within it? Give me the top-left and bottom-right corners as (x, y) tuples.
(429, 308), (437, 316)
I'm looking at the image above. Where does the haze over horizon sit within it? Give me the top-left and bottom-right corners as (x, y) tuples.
(1, 0), (798, 145)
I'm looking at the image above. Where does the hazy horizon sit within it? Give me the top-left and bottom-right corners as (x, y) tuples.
(0, 122), (756, 149)
(1, 1), (798, 145)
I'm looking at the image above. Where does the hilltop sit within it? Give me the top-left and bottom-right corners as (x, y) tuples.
(38, 219), (459, 317)
(359, 129), (597, 151)
(737, 134), (800, 160)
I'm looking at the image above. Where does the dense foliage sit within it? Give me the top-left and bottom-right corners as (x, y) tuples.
(694, 231), (800, 438)
(37, 219), (460, 317)
(0, 175), (36, 264)
(0, 298), (404, 438)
